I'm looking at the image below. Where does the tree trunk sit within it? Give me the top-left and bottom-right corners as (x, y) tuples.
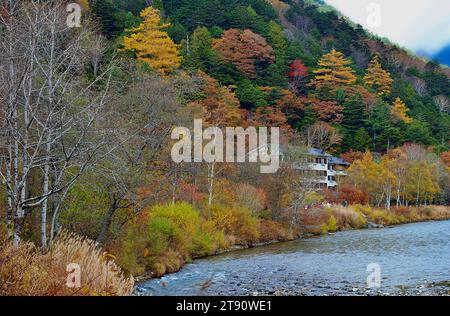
(97, 198), (118, 245)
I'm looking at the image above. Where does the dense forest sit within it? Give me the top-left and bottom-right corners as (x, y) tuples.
(0, 0), (449, 295)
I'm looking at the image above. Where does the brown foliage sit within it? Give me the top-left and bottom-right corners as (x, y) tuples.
(311, 99), (344, 123)
(258, 220), (289, 242)
(213, 29), (274, 77)
(341, 150), (365, 163)
(337, 184), (369, 205)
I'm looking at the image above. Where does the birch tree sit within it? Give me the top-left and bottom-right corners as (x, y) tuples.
(0, 1), (114, 247)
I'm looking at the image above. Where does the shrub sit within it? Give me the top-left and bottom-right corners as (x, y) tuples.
(210, 204), (260, 244)
(258, 220), (289, 242)
(115, 203), (224, 276)
(337, 184), (369, 205)
(321, 215), (337, 233)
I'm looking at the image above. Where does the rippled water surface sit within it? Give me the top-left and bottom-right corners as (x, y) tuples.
(138, 220), (450, 296)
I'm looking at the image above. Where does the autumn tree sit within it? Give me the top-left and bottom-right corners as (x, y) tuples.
(121, 7), (181, 74)
(309, 49), (356, 91)
(312, 99), (344, 123)
(441, 151), (450, 169)
(391, 98), (412, 124)
(341, 150), (365, 164)
(251, 106), (294, 142)
(287, 59), (308, 95)
(306, 122), (342, 151)
(213, 29), (275, 78)
(187, 72), (243, 207)
(364, 55), (393, 96)
(275, 90), (306, 125)
(188, 72), (243, 127)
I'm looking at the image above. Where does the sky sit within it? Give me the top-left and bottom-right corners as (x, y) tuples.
(323, 0), (450, 56)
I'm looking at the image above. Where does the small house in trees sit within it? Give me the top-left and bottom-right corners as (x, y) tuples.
(295, 148), (350, 189)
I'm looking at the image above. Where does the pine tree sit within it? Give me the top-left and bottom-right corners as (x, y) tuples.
(183, 26), (216, 70)
(391, 98), (412, 124)
(309, 49), (356, 90)
(91, 0), (120, 38)
(364, 56), (393, 96)
(353, 128), (371, 151)
(121, 7), (181, 74)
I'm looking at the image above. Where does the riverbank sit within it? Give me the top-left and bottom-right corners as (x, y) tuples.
(136, 219), (450, 296)
(134, 205), (450, 283)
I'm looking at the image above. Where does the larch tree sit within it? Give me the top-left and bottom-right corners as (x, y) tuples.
(309, 49), (356, 90)
(213, 29), (275, 78)
(364, 56), (393, 96)
(391, 98), (412, 124)
(121, 7), (181, 74)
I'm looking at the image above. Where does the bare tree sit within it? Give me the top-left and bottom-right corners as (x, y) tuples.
(433, 95), (449, 113)
(0, 1), (114, 247)
(306, 122), (342, 150)
(409, 77), (427, 97)
(281, 145), (318, 235)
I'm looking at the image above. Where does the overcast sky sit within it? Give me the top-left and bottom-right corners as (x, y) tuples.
(324, 0), (450, 54)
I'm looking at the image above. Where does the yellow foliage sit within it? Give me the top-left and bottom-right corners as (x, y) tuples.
(391, 98), (412, 124)
(121, 7), (181, 74)
(310, 49), (356, 89)
(364, 56), (393, 95)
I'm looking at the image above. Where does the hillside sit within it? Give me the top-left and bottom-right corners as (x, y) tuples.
(92, 0), (450, 153)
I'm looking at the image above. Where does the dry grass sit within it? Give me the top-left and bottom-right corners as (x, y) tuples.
(330, 205), (367, 229)
(333, 205), (450, 227)
(0, 230), (134, 296)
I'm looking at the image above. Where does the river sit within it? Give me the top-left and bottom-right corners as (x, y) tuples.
(137, 220), (450, 296)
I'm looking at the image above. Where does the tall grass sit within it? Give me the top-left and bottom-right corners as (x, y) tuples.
(0, 230), (134, 296)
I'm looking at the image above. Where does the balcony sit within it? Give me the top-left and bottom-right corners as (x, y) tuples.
(308, 163), (328, 171)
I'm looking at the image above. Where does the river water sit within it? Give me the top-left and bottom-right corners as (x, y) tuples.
(137, 220), (450, 296)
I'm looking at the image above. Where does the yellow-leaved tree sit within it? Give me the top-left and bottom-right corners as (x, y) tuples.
(121, 7), (181, 74)
(391, 98), (412, 124)
(309, 49), (356, 90)
(364, 56), (393, 96)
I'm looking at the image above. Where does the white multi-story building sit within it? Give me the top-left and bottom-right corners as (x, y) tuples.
(248, 145), (350, 189)
(294, 148), (350, 189)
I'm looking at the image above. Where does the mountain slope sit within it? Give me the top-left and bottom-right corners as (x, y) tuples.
(91, 0), (450, 153)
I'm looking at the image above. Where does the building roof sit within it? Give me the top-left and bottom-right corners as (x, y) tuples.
(328, 156), (350, 166)
(307, 148), (332, 157)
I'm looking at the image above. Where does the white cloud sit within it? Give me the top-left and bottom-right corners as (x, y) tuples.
(324, 0), (450, 54)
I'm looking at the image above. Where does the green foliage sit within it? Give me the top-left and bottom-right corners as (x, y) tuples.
(236, 79), (268, 109)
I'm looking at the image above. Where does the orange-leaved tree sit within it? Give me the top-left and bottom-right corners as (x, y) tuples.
(188, 72), (243, 127)
(121, 7), (181, 74)
(213, 29), (274, 78)
(364, 55), (393, 96)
